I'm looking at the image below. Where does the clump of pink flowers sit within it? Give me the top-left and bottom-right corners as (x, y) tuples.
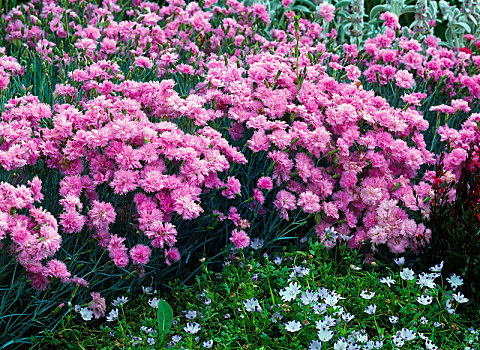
(1, 0), (477, 294)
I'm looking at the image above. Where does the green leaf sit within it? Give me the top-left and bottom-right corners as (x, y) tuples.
(293, 0), (316, 11)
(335, 0), (351, 9)
(400, 5), (416, 15)
(292, 5), (312, 13)
(369, 5), (388, 19)
(454, 22), (471, 33)
(157, 299), (173, 345)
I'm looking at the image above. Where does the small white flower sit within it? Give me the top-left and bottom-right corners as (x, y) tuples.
(147, 338), (155, 345)
(74, 305), (82, 312)
(279, 282), (301, 302)
(425, 339), (438, 350)
(185, 310), (197, 319)
(389, 316), (399, 324)
(324, 293), (340, 307)
(364, 304), (377, 315)
(148, 297), (160, 308)
(293, 265), (310, 277)
(416, 273), (436, 289)
(317, 287), (329, 299)
(341, 312), (355, 322)
(316, 315), (337, 329)
(300, 236), (308, 243)
(433, 321), (441, 327)
(271, 310), (283, 323)
(446, 273), (464, 290)
(380, 276), (396, 287)
(420, 316), (429, 324)
(392, 335), (405, 347)
(311, 303), (328, 315)
(356, 331), (368, 343)
(399, 268), (415, 281)
(350, 264), (361, 271)
(274, 257), (283, 265)
(80, 307), (93, 321)
(106, 308), (118, 322)
(360, 289), (375, 300)
(171, 335), (182, 343)
(131, 336), (142, 345)
(309, 340), (322, 350)
(112, 296), (129, 306)
(417, 295), (433, 305)
(143, 286), (154, 294)
(333, 338), (348, 350)
(285, 320), (302, 332)
(452, 292), (469, 303)
(203, 339), (213, 348)
(445, 299), (455, 314)
(300, 289), (319, 305)
(429, 261), (444, 272)
(394, 257), (405, 266)
(398, 328), (416, 341)
(317, 327), (334, 342)
(244, 298), (262, 312)
(250, 238), (264, 250)
(184, 322), (201, 334)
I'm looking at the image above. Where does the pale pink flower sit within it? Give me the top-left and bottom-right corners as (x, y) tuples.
(297, 191), (321, 213)
(395, 70), (415, 89)
(46, 259), (71, 283)
(318, 2), (335, 23)
(89, 292), (106, 319)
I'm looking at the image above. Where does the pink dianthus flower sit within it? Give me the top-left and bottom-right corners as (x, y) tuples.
(46, 259), (71, 283)
(230, 229), (250, 249)
(222, 177), (241, 199)
(380, 11), (400, 29)
(88, 200), (116, 229)
(395, 70), (415, 89)
(89, 292), (106, 319)
(165, 247), (181, 265)
(257, 176), (273, 190)
(318, 2), (335, 23)
(130, 244), (152, 265)
(297, 191), (321, 213)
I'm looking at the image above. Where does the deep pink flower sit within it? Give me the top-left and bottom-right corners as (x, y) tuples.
(257, 177), (273, 190)
(130, 244), (152, 265)
(222, 176), (241, 199)
(380, 11), (400, 29)
(165, 247), (181, 265)
(88, 201), (116, 230)
(230, 229), (250, 249)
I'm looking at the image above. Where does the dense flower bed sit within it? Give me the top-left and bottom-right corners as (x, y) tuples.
(1, 0), (480, 347)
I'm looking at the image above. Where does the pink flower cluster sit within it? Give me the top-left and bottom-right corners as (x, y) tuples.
(0, 179), (88, 290)
(2, 0), (476, 292)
